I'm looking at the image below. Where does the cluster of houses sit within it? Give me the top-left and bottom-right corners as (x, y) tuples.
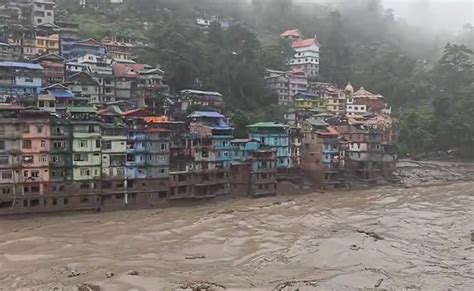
(0, 8), (397, 215)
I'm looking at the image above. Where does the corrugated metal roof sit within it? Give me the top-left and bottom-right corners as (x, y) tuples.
(0, 61), (43, 70)
(188, 111), (224, 118)
(180, 89), (223, 97)
(247, 122), (288, 128)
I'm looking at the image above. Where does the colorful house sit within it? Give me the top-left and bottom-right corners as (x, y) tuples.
(247, 122), (290, 170)
(0, 61), (43, 101)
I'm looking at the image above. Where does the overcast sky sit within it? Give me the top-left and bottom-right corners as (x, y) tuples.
(383, 0), (473, 32)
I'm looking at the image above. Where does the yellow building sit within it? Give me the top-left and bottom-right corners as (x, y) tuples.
(294, 92), (326, 111)
(35, 24), (60, 56)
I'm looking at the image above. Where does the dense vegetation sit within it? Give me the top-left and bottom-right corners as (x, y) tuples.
(56, 0), (474, 157)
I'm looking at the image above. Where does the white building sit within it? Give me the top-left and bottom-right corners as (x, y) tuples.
(289, 37), (320, 78)
(265, 69), (308, 106)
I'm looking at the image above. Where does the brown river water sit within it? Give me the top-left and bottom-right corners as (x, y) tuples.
(0, 181), (473, 290)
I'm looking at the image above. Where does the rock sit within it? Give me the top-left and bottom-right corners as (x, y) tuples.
(350, 244), (361, 250)
(375, 278), (384, 288)
(77, 283), (101, 291)
(105, 271), (114, 278)
(126, 270), (139, 276)
(471, 230), (474, 242)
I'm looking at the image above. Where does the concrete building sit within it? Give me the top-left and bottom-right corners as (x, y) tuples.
(32, 53), (64, 86)
(56, 21), (80, 60)
(19, 109), (51, 197)
(289, 37), (320, 78)
(69, 38), (106, 59)
(31, 0), (55, 26)
(264, 69), (290, 106)
(0, 61), (43, 101)
(177, 90), (225, 113)
(248, 122), (290, 171)
(301, 118), (341, 187)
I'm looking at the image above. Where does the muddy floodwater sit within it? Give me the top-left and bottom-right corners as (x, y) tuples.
(0, 182), (473, 290)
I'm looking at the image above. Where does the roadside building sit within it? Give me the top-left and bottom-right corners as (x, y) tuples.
(289, 37), (320, 78)
(69, 38), (106, 59)
(177, 90), (224, 113)
(56, 21), (80, 60)
(64, 71), (100, 104)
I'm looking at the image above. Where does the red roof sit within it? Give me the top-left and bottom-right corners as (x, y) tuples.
(292, 38), (320, 48)
(75, 38), (105, 47)
(146, 128), (170, 133)
(122, 108), (150, 117)
(280, 29), (301, 38)
(317, 126), (338, 136)
(112, 63), (145, 78)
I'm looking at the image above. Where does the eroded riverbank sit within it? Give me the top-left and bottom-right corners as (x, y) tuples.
(0, 180), (473, 290)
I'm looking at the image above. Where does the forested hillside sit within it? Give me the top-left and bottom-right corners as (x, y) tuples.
(56, 0), (474, 157)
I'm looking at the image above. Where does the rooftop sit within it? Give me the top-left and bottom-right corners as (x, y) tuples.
(0, 61), (43, 70)
(188, 111), (225, 119)
(292, 38), (320, 49)
(280, 29), (302, 38)
(248, 122), (288, 129)
(180, 89), (223, 97)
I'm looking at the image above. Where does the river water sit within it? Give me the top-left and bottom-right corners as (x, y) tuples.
(0, 182), (473, 290)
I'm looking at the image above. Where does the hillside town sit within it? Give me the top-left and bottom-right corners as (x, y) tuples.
(0, 0), (396, 215)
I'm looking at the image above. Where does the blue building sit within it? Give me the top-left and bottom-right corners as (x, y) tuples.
(69, 38), (106, 59)
(186, 111), (233, 197)
(248, 122), (290, 170)
(126, 128), (147, 180)
(230, 138), (278, 197)
(0, 61), (43, 101)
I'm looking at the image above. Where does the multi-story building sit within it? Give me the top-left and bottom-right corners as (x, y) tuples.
(35, 23), (60, 55)
(294, 92), (325, 111)
(264, 69), (289, 105)
(64, 71), (100, 103)
(301, 118), (341, 187)
(18, 108), (51, 197)
(0, 61), (43, 101)
(0, 42), (14, 60)
(136, 66), (166, 109)
(230, 139), (277, 197)
(248, 122), (290, 171)
(288, 69), (308, 101)
(49, 116), (73, 196)
(0, 104), (23, 211)
(69, 107), (102, 190)
(102, 36), (135, 62)
(144, 127), (170, 199)
(56, 21), (80, 60)
(31, 0), (55, 26)
(289, 37), (320, 78)
(177, 111), (233, 199)
(32, 53), (64, 86)
(176, 90), (225, 113)
(69, 38), (106, 59)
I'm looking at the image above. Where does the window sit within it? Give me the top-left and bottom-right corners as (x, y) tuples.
(102, 141), (112, 150)
(0, 125), (4, 133)
(31, 186), (40, 192)
(23, 140), (32, 149)
(160, 143), (167, 151)
(0, 156), (8, 165)
(0, 140), (4, 150)
(40, 140), (46, 148)
(31, 170), (39, 178)
(223, 151), (229, 157)
(80, 168), (90, 176)
(52, 198), (57, 206)
(95, 139), (101, 148)
(79, 140), (88, 148)
(80, 183), (90, 190)
(40, 155), (47, 163)
(36, 126), (43, 134)
(117, 168), (125, 176)
(46, 11), (52, 16)
(23, 156), (33, 163)
(80, 196), (89, 203)
(63, 198), (69, 205)
(2, 171), (12, 180)
(74, 154), (88, 162)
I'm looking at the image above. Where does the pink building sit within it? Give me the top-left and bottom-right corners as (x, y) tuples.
(19, 109), (51, 196)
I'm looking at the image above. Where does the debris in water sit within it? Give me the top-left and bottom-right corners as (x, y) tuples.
(126, 270), (139, 276)
(375, 278), (384, 287)
(185, 255), (206, 260)
(105, 271), (114, 278)
(177, 281), (226, 290)
(470, 230), (474, 242)
(67, 269), (81, 277)
(77, 283), (101, 291)
(357, 229), (384, 241)
(350, 244), (361, 250)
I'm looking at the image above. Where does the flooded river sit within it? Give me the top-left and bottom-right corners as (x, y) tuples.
(0, 181), (473, 290)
